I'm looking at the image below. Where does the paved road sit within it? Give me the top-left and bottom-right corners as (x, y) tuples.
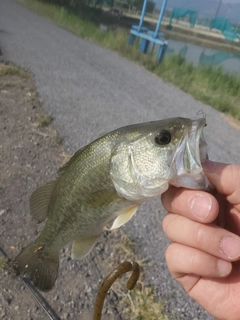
(1, 1), (240, 319)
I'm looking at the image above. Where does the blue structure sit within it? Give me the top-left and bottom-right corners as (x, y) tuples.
(210, 18), (240, 42)
(169, 8), (197, 28)
(128, 0), (168, 62)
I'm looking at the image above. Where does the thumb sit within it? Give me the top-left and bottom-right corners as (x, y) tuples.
(203, 160), (240, 207)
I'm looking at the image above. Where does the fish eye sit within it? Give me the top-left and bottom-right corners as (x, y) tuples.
(155, 130), (171, 145)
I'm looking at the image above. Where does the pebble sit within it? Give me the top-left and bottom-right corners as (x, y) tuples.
(61, 312), (70, 319)
(0, 209), (6, 216)
(54, 295), (59, 301)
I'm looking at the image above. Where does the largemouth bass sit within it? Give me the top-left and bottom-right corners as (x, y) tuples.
(12, 117), (211, 291)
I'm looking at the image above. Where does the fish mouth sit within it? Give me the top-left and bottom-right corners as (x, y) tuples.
(170, 118), (212, 190)
(188, 117), (208, 171)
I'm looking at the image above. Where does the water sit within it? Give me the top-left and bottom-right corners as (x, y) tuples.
(166, 39), (240, 76)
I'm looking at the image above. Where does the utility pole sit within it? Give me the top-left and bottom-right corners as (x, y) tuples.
(214, 0), (222, 19)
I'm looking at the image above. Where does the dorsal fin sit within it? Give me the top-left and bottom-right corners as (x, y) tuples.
(29, 181), (56, 223)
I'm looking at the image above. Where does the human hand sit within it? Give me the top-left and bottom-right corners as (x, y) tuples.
(161, 161), (240, 320)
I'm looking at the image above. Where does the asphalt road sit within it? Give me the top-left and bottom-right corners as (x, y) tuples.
(1, 1), (240, 319)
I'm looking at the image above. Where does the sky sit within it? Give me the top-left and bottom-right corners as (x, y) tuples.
(223, 0), (240, 3)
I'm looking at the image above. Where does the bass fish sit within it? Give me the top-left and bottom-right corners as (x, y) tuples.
(12, 117), (211, 291)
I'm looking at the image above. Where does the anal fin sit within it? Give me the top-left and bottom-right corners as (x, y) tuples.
(71, 236), (99, 260)
(110, 205), (139, 230)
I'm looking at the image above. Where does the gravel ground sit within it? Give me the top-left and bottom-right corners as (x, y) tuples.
(1, 0), (240, 319)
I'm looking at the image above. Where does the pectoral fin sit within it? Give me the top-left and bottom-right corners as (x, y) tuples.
(29, 181), (56, 223)
(110, 205), (139, 230)
(71, 236), (99, 260)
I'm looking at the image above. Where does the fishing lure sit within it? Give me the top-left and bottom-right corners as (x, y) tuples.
(93, 260), (140, 320)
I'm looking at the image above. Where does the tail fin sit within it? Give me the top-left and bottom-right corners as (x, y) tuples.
(11, 241), (59, 292)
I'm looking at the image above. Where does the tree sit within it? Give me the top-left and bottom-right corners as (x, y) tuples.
(134, 0), (155, 13)
(126, 0), (136, 12)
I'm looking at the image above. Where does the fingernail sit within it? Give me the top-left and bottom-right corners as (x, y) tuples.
(217, 259), (231, 276)
(189, 195), (212, 220)
(202, 160), (216, 173)
(220, 237), (240, 259)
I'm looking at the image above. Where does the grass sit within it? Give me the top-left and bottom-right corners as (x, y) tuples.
(15, 0), (240, 120)
(0, 258), (8, 271)
(155, 55), (240, 119)
(2, 82), (16, 87)
(126, 286), (168, 320)
(0, 63), (27, 78)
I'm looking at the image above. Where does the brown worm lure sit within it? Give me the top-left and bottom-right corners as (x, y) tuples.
(93, 260), (140, 320)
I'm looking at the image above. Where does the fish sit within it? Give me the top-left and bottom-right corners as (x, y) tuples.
(11, 117), (212, 291)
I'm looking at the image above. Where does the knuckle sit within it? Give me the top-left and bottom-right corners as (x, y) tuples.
(162, 214), (179, 235)
(165, 244), (181, 269)
(192, 223), (207, 247)
(188, 248), (200, 269)
(165, 244), (175, 262)
(191, 223), (215, 249)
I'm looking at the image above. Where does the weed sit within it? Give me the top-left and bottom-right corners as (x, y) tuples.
(0, 258), (8, 271)
(126, 285), (168, 320)
(37, 114), (53, 127)
(2, 82), (16, 88)
(55, 132), (64, 144)
(108, 233), (170, 320)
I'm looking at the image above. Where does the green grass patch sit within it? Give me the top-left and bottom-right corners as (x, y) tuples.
(155, 56), (240, 119)
(0, 64), (27, 78)
(16, 0), (240, 120)
(0, 258), (8, 271)
(127, 286), (168, 320)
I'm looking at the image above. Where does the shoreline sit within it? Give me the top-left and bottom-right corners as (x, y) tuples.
(124, 12), (240, 54)
(164, 28), (240, 54)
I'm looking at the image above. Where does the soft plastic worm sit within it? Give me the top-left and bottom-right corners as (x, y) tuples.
(93, 260), (140, 320)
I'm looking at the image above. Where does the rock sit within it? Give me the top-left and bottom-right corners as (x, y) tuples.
(0, 209), (6, 216)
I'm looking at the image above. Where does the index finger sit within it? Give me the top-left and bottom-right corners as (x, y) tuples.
(161, 186), (219, 223)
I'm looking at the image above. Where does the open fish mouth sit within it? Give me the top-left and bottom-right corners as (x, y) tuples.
(170, 117), (212, 190)
(188, 117), (208, 170)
